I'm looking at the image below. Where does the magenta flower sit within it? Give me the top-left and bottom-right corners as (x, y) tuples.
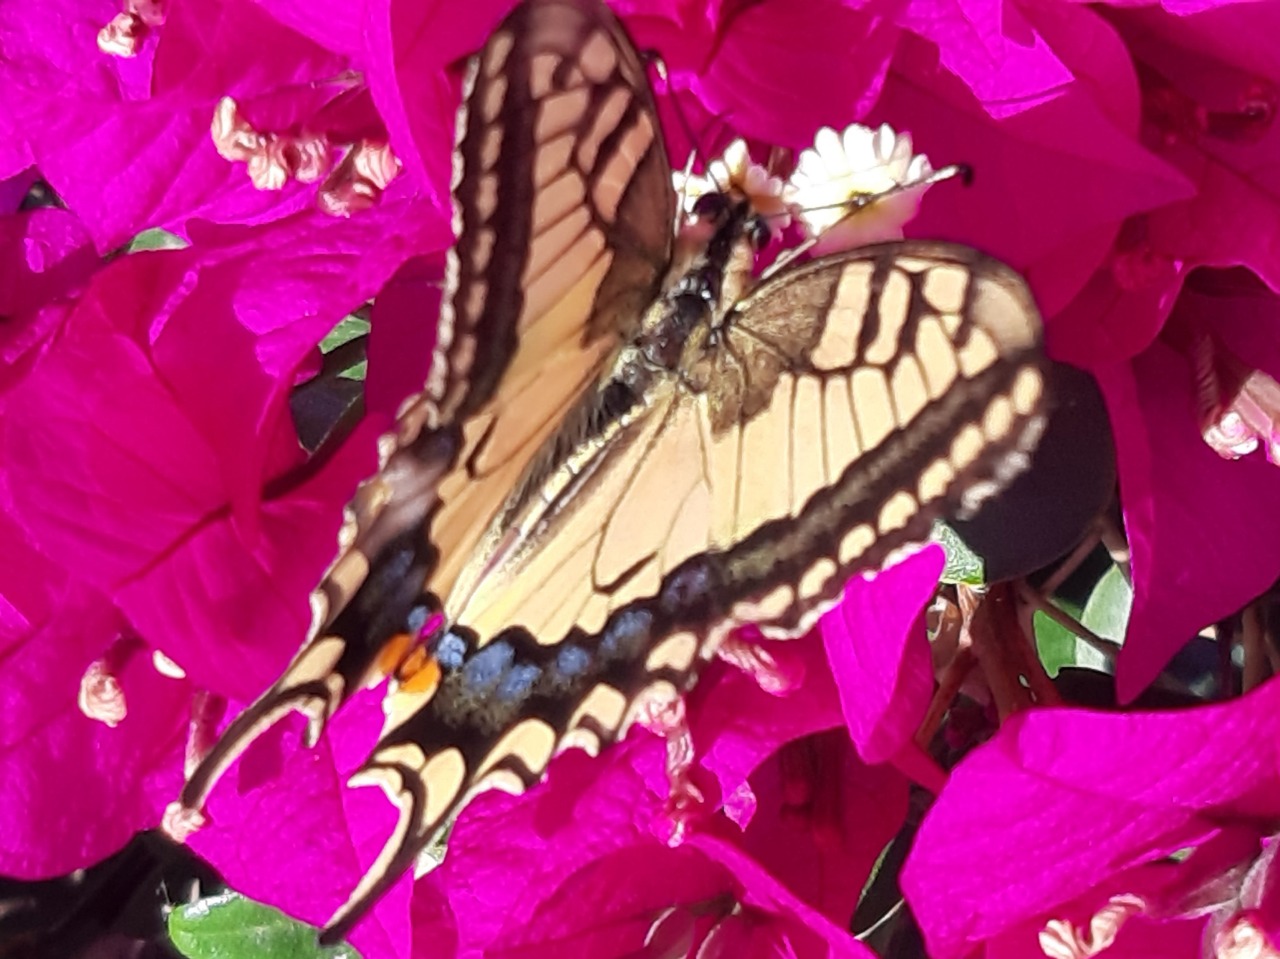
(821, 546), (943, 769)
(903, 676), (1280, 959)
(0, 199), (433, 698)
(1095, 330), (1280, 700)
(186, 686), (414, 959)
(12, 0), (1280, 955)
(0, 188), (439, 951)
(0, 0), (412, 250)
(1048, 1), (1280, 366)
(0, 510), (190, 878)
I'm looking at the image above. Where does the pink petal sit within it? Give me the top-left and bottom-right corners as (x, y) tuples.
(406, 638), (852, 955)
(690, 831), (879, 958)
(689, 0), (897, 147)
(0, 202), (426, 697)
(874, 5), (1193, 320)
(363, 0), (513, 214)
(893, 0), (1072, 117)
(1095, 342), (1280, 701)
(742, 734), (908, 927)
(365, 253), (445, 420)
(902, 677), (1280, 958)
(115, 423), (379, 700)
(2, 320), (230, 585)
(1045, 240), (1187, 368)
(983, 899), (1206, 959)
(188, 686), (410, 959)
(820, 546), (942, 764)
(1102, 4), (1280, 289)
(413, 740), (677, 954)
(685, 632), (845, 812)
(255, 0), (368, 57)
(1, 0), (353, 250)
(0, 515), (188, 877)
(412, 728), (881, 957)
(179, 194), (446, 380)
(0, 207), (98, 389)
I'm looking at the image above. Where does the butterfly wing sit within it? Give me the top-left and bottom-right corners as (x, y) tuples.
(182, 0), (676, 813)
(319, 240), (1046, 943)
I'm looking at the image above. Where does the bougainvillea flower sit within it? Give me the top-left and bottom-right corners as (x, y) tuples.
(820, 546), (942, 769)
(361, 0), (515, 206)
(186, 621), (904, 957)
(1114, 2), (1280, 291)
(1176, 274), (1280, 466)
(18, 1), (1280, 957)
(0, 0), (396, 250)
(880, 3), (1192, 322)
(185, 686), (411, 959)
(1094, 336), (1280, 700)
(903, 674), (1280, 959)
(0, 512), (190, 879)
(0, 198), (437, 700)
(1049, 1), (1280, 366)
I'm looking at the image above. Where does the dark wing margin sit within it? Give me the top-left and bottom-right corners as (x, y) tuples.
(179, 426), (457, 813)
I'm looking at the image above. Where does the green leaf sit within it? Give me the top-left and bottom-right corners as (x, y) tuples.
(1081, 565), (1132, 643)
(320, 312), (371, 354)
(932, 522), (985, 586)
(167, 891), (361, 959)
(1033, 598), (1083, 677)
(339, 360), (368, 381)
(127, 228), (188, 252)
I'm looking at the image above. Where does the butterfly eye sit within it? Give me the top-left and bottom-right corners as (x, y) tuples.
(692, 191), (729, 221)
(748, 217), (772, 251)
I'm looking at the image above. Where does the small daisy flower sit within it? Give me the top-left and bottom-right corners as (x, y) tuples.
(786, 123), (937, 254)
(673, 139), (791, 237)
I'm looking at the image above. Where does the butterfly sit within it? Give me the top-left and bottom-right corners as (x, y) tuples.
(180, 0), (1047, 943)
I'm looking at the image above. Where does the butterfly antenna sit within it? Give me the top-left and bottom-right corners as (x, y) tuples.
(644, 51), (705, 166)
(761, 162), (972, 282)
(675, 149), (698, 231)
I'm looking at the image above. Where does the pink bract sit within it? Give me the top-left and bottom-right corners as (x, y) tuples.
(903, 676), (1280, 958)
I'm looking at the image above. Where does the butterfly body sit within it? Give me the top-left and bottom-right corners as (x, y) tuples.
(180, 0), (1048, 944)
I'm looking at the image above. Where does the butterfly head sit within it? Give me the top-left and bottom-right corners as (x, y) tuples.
(689, 190), (774, 252)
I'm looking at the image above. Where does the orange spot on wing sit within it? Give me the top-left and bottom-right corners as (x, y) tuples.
(376, 633), (417, 678)
(399, 654), (442, 695)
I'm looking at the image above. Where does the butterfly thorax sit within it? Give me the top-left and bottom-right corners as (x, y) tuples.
(633, 193), (761, 377)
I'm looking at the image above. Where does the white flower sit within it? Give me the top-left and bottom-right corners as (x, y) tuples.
(673, 139), (791, 236)
(786, 123), (937, 253)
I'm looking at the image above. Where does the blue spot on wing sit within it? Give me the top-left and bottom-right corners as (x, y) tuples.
(461, 641), (514, 693)
(600, 608), (652, 661)
(434, 632), (468, 670)
(406, 605), (431, 637)
(497, 663), (542, 701)
(555, 644), (591, 679)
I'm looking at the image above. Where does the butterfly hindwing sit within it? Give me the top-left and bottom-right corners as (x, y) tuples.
(182, 0), (676, 814)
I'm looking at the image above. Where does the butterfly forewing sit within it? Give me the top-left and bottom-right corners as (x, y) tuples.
(704, 241), (1045, 633)
(182, 0), (676, 818)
